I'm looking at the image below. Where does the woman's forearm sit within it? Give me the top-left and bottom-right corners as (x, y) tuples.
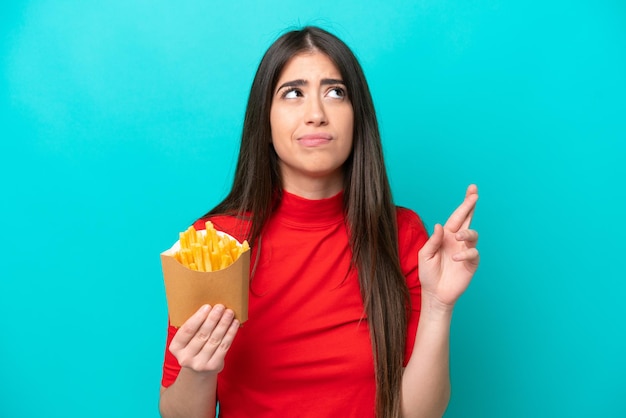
(159, 368), (218, 418)
(401, 297), (453, 418)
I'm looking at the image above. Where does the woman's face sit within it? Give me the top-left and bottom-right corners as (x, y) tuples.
(270, 51), (354, 195)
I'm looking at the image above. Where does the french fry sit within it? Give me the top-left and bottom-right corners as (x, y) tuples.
(179, 232), (188, 251)
(184, 227), (193, 245)
(221, 253), (233, 269)
(210, 248), (221, 271)
(202, 245), (212, 272)
(208, 223), (220, 252)
(228, 244), (238, 260)
(179, 249), (190, 268)
(173, 223), (249, 272)
(191, 243), (205, 272)
(229, 243), (240, 261)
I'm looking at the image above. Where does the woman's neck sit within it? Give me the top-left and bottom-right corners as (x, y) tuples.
(281, 173), (343, 200)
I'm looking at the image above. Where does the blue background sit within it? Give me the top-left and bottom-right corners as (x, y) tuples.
(1, 1), (624, 417)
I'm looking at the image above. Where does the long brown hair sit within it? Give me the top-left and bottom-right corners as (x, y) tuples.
(204, 26), (409, 418)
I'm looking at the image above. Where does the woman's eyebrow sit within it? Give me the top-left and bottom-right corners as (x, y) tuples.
(320, 78), (345, 86)
(276, 79), (306, 91)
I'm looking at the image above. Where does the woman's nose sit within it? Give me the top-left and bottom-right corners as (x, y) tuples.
(305, 96), (328, 126)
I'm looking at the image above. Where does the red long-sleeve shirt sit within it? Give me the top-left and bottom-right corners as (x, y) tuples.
(161, 190), (428, 417)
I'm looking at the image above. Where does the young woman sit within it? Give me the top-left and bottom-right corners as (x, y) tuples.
(159, 26), (479, 418)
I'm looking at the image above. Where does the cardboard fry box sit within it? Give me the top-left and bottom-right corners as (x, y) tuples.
(160, 235), (250, 327)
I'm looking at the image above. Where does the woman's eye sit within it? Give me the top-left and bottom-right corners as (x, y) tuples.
(327, 87), (346, 99)
(282, 88), (301, 99)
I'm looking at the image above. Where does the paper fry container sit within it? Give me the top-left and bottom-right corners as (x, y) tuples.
(161, 239), (250, 327)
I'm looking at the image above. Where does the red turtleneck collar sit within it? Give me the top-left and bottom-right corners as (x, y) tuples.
(273, 189), (345, 227)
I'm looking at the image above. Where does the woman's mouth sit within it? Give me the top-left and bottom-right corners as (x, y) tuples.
(297, 133), (333, 146)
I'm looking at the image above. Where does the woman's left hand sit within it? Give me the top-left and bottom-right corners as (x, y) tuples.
(418, 184), (480, 311)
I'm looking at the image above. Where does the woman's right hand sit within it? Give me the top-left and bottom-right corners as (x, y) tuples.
(168, 304), (240, 374)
